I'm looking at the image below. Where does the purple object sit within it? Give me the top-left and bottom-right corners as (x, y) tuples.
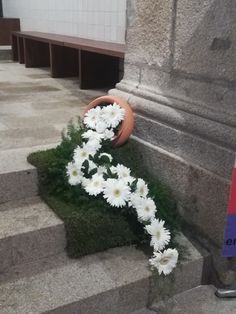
(223, 214), (236, 257)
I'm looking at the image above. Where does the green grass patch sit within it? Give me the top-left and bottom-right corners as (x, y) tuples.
(28, 120), (181, 258)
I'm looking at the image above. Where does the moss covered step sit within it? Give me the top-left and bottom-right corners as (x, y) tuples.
(0, 196), (66, 273)
(0, 144), (57, 204)
(0, 247), (151, 314)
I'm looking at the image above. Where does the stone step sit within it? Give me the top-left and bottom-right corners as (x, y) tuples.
(151, 285), (236, 314)
(0, 236), (207, 314)
(0, 247), (151, 314)
(0, 197), (66, 273)
(0, 144), (57, 204)
(0, 46), (12, 61)
(148, 233), (208, 307)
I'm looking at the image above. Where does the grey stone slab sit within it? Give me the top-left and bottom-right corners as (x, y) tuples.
(0, 197), (63, 238)
(0, 122), (8, 131)
(149, 233), (204, 305)
(153, 285), (236, 314)
(97, 246), (150, 286)
(174, 1), (236, 81)
(0, 247), (151, 314)
(0, 60), (104, 151)
(0, 237), (13, 273)
(0, 169), (38, 204)
(125, 0), (173, 69)
(0, 145), (56, 203)
(130, 136), (229, 248)
(0, 127), (61, 150)
(111, 87), (236, 152)
(0, 144), (56, 174)
(0, 198), (65, 272)
(133, 114), (235, 179)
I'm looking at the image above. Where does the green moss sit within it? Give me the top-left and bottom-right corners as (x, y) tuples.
(28, 120), (181, 258)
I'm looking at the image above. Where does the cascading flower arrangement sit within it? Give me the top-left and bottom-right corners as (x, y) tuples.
(66, 102), (179, 275)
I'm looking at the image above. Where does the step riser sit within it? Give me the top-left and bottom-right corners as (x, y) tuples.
(0, 50), (12, 61)
(149, 235), (207, 310)
(44, 278), (150, 314)
(0, 169), (38, 204)
(0, 224), (66, 273)
(150, 256), (204, 308)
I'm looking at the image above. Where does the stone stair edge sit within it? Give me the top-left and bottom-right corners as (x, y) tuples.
(0, 196), (66, 273)
(0, 142), (59, 174)
(0, 246), (151, 314)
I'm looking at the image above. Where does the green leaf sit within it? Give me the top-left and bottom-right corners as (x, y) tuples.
(89, 168), (98, 177)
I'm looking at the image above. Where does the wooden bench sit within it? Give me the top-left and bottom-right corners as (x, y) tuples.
(11, 31), (125, 89)
(0, 18), (20, 45)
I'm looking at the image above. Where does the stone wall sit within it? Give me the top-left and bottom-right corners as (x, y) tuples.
(111, 0), (236, 282)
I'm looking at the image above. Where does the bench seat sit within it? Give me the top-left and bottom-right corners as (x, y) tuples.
(11, 31), (125, 89)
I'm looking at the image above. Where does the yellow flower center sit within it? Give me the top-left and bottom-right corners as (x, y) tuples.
(160, 257), (170, 265)
(156, 231), (161, 240)
(81, 151), (87, 158)
(145, 206), (150, 212)
(114, 189), (121, 197)
(72, 170), (78, 176)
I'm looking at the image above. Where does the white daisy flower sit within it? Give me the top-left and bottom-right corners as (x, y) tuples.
(82, 130), (103, 141)
(145, 219), (170, 251)
(95, 121), (108, 134)
(84, 107), (102, 129)
(102, 103), (125, 128)
(129, 193), (142, 208)
(66, 162), (82, 186)
(81, 177), (89, 189)
(149, 248), (178, 275)
(73, 144), (95, 166)
(84, 173), (104, 196)
(103, 178), (131, 207)
(110, 165), (118, 174)
(125, 176), (136, 184)
(135, 178), (149, 198)
(103, 129), (115, 140)
(86, 138), (102, 153)
(135, 197), (156, 222)
(115, 164), (131, 179)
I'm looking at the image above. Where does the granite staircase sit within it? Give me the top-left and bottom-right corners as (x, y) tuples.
(0, 55), (233, 314)
(0, 144), (210, 314)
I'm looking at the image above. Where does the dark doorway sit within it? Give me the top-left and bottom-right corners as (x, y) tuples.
(0, 0), (3, 18)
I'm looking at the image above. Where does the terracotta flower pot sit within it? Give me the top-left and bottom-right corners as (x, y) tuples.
(84, 95), (134, 146)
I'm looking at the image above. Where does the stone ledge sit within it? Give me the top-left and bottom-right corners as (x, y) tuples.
(0, 247), (151, 314)
(110, 85), (236, 149)
(0, 197), (66, 272)
(0, 144), (57, 203)
(151, 285), (236, 314)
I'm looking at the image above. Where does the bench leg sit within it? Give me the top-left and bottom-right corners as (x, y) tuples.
(24, 38), (50, 68)
(79, 50), (120, 89)
(17, 37), (25, 64)
(11, 34), (18, 61)
(50, 44), (79, 78)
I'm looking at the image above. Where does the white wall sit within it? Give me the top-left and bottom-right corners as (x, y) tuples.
(2, 0), (127, 43)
